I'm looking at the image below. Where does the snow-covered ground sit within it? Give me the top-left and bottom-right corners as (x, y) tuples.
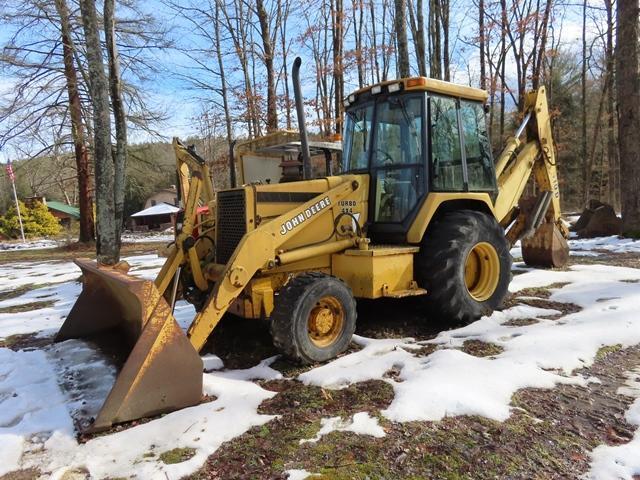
(0, 239), (62, 251)
(0, 236), (639, 479)
(120, 230), (174, 244)
(0, 231), (174, 252)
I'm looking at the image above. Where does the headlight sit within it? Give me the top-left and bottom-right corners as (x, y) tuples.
(388, 83), (401, 93)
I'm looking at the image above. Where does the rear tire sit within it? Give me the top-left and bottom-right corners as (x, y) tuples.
(270, 272), (357, 364)
(415, 210), (512, 324)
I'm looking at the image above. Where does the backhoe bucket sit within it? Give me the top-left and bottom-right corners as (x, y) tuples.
(521, 222), (569, 268)
(56, 259), (203, 432)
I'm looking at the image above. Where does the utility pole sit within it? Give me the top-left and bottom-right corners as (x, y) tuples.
(5, 159), (25, 243)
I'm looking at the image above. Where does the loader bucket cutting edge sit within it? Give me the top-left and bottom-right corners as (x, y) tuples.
(521, 222), (569, 268)
(56, 259), (203, 432)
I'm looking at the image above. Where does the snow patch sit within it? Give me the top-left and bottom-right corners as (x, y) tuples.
(214, 355), (283, 381)
(299, 412), (385, 444)
(587, 368), (640, 479)
(302, 265), (640, 425)
(285, 469), (319, 480)
(0, 348), (75, 476)
(0, 239), (61, 251)
(569, 235), (640, 254)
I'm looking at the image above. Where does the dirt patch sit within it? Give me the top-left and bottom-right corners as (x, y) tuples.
(0, 300), (55, 314)
(568, 251), (640, 269)
(461, 339), (504, 357)
(409, 343), (439, 357)
(0, 284), (43, 302)
(189, 343), (640, 480)
(501, 288), (582, 319)
(0, 241), (164, 264)
(0, 332), (53, 351)
(159, 447), (197, 464)
(190, 380), (394, 480)
(502, 318), (540, 327)
(0, 468), (42, 480)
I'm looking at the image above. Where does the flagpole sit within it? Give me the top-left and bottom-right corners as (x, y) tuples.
(6, 160), (25, 243)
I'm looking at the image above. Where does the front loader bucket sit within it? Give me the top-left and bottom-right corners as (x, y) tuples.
(56, 259), (203, 432)
(521, 222), (569, 268)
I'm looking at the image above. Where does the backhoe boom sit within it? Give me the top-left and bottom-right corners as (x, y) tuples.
(492, 87), (569, 266)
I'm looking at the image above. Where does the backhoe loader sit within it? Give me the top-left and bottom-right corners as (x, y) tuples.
(56, 58), (569, 432)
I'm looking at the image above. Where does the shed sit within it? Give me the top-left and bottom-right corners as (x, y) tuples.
(129, 202), (180, 231)
(145, 186), (179, 209)
(46, 200), (80, 227)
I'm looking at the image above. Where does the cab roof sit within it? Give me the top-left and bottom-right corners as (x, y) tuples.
(348, 77), (489, 103)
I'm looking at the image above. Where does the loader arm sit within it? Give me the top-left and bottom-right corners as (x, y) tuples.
(186, 178), (360, 351)
(492, 87), (569, 266)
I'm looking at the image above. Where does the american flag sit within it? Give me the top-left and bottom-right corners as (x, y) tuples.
(5, 160), (15, 182)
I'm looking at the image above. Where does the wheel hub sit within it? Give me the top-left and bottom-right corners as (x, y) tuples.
(309, 307), (334, 335)
(464, 241), (500, 302)
(307, 296), (345, 347)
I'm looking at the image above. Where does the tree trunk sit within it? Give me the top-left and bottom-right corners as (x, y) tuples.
(370, 0), (380, 83)
(499, 0), (507, 140)
(394, 0), (410, 77)
(332, 0), (344, 134)
(79, 0), (117, 264)
(605, 0), (618, 208)
(256, 0), (278, 132)
(429, 0), (442, 79)
(479, 0), (486, 90)
(581, 0), (588, 204)
(54, 0), (95, 243)
(104, 0), (127, 251)
(441, 0), (450, 81)
(616, 0), (640, 235)
(279, 0), (292, 130)
(215, 6), (234, 186)
(408, 0), (426, 76)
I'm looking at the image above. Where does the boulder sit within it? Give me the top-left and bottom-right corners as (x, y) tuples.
(574, 200), (622, 238)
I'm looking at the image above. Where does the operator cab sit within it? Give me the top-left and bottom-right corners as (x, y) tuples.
(342, 77), (497, 243)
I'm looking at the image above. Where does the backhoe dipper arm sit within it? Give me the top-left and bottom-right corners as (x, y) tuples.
(492, 87), (566, 243)
(154, 139), (215, 296)
(187, 179), (360, 351)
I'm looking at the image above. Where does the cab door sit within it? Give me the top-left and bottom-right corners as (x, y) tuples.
(368, 93), (427, 243)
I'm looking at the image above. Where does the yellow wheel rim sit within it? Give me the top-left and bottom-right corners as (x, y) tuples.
(464, 242), (500, 302)
(307, 295), (345, 348)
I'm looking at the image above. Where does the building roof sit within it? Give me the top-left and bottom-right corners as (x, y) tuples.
(131, 202), (180, 218)
(46, 200), (80, 219)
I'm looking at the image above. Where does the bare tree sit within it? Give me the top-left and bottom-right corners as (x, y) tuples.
(105, 0), (127, 244)
(394, 0), (410, 77)
(255, 0), (279, 132)
(54, 0), (94, 242)
(604, 0), (617, 207)
(408, 0), (427, 76)
(479, 0), (486, 89)
(79, 0), (117, 263)
(331, 0), (344, 134)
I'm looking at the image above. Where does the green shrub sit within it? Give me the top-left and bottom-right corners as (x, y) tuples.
(0, 201), (62, 238)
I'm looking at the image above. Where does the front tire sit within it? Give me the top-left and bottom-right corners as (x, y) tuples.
(415, 210), (512, 324)
(270, 272), (357, 364)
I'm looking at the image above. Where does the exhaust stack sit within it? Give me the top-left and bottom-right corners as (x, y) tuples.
(292, 57), (312, 179)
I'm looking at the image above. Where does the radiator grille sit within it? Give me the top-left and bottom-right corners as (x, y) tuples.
(216, 189), (247, 264)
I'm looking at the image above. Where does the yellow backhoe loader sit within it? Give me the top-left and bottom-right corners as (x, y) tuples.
(56, 58), (569, 432)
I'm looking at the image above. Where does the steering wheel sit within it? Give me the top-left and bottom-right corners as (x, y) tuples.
(374, 148), (395, 165)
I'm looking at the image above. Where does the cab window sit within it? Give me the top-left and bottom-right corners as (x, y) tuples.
(343, 104), (374, 171)
(430, 96), (464, 191)
(371, 95), (425, 223)
(459, 100), (495, 190)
